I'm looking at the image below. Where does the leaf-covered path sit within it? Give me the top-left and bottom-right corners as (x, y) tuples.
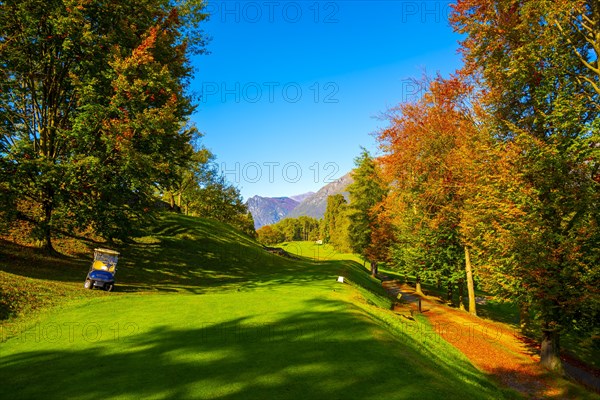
(381, 279), (590, 399)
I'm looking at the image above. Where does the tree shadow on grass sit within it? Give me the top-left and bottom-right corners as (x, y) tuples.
(0, 298), (508, 400)
(116, 236), (356, 294)
(0, 215), (373, 296)
(0, 239), (88, 283)
(0, 214), (264, 287)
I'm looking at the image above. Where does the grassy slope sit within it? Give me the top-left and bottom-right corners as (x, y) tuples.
(0, 214), (517, 399)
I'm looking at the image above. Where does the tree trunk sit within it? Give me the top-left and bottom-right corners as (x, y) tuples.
(39, 193), (56, 255)
(415, 274), (424, 295)
(40, 224), (54, 254)
(458, 278), (466, 311)
(464, 246), (477, 316)
(519, 301), (531, 333)
(540, 327), (563, 372)
(176, 192), (182, 208)
(447, 281), (453, 305)
(168, 192), (175, 209)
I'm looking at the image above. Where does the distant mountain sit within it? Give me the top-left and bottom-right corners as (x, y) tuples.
(246, 196), (299, 229)
(289, 192), (314, 203)
(246, 175), (353, 229)
(287, 172), (353, 219)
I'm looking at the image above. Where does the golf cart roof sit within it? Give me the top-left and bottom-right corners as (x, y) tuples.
(94, 248), (120, 256)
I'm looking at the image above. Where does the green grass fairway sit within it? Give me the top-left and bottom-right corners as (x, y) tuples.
(277, 241), (365, 263)
(1, 287), (512, 400)
(1, 214), (517, 399)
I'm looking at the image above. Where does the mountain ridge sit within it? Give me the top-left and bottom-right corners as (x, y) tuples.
(246, 195), (300, 229)
(286, 172), (353, 219)
(247, 173), (353, 228)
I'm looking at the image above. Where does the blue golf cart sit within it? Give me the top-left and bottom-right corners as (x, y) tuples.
(84, 248), (120, 292)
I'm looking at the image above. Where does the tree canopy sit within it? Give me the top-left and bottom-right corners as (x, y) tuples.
(346, 148), (387, 263)
(371, 0), (599, 371)
(0, 0), (209, 250)
(450, 0), (600, 371)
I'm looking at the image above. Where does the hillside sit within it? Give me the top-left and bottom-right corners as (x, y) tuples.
(287, 172), (354, 219)
(0, 214), (522, 400)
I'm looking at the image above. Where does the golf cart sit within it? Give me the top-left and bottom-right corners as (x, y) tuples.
(84, 248), (120, 292)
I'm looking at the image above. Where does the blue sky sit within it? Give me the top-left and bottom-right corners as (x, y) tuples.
(189, 0), (462, 200)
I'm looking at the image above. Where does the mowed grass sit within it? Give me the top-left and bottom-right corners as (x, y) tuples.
(0, 287), (514, 400)
(278, 241), (365, 264)
(1, 214), (516, 399)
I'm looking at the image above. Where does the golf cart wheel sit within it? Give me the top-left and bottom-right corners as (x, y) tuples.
(105, 284), (114, 292)
(84, 280), (93, 289)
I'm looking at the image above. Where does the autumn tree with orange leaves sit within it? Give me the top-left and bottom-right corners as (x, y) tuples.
(451, 0), (600, 371)
(378, 75), (485, 315)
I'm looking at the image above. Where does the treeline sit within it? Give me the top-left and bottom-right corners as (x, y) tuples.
(0, 0), (254, 250)
(256, 216), (321, 245)
(322, 1), (599, 372)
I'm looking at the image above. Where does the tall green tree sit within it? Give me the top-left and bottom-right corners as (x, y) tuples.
(162, 133), (214, 214)
(186, 172), (255, 237)
(322, 194), (351, 253)
(0, 0), (207, 251)
(347, 149), (387, 275)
